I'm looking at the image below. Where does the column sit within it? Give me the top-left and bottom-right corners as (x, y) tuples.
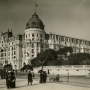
(16, 44), (22, 70)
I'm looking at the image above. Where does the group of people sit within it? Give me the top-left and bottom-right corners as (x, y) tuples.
(27, 70), (47, 85)
(39, 71), (47, 83)
(5, 70), (58, 89)
(6, 71), (16, 89)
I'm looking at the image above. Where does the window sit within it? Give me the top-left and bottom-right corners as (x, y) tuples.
(65, 42), (66, 45)
(14, 46), (15, 50)
(89, 42), (90, 46)
(8, 57), (10, 60)
(32, 38), (34, 41)
(76, 40), (78, 44)
(72, 38), (74, 43)
(8, 52), (10, 56)
(12, 47), (13, 51)
(1, 49), (3, 52)
(37, 34), (38, 37)
(32, 44), (34, 48)
(24, 49), (26, 54)
(41, 44), (43, 48)
(12, 52), (13, 55)
(32, 49), (34, 53)
(32, 55), (34, 57)
(14, 51), (16, 55)
(29, 34), (30, 37)
(40, 34), (42, 38)
(61, 36), (64, 41)
(85, 41), (87, 45)
(59, 37), (60, 40)
(32, 33), (34, 37)
(65, 37), (68, 42)
(14, 56), (16, 59)
(53, 36), (55, 39)
(40, 39), (42, 42)
(26, 34), (27, 38)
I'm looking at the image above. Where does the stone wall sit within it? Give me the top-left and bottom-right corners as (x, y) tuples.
(33, 65), (90, 76)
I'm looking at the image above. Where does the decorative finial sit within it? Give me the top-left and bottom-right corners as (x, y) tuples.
(34, 3), (38, 13)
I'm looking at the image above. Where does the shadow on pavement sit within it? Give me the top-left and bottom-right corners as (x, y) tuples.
(16, 83), (41, 88)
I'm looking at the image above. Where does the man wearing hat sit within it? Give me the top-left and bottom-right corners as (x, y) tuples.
(28, 71), (33, 85)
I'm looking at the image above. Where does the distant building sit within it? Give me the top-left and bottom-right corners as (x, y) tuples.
(0, 12), (90, 69)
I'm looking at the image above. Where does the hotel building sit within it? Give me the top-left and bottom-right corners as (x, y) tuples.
(0, 12), (90, 69)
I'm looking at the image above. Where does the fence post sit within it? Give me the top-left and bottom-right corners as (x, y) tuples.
(67, 72), (69, 82)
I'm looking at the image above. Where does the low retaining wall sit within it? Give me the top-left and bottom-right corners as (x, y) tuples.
(33, 65), (90, 76)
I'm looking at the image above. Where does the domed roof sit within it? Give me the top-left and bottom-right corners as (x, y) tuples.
(26, 13), (44, 30)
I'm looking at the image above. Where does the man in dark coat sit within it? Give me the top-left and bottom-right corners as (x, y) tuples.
(28, 71), (33, 85)
(10, 72), (16, 88)
(6, 73), (11, 89)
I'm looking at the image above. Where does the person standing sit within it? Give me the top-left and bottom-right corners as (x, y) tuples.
(28, 71), (33, 85)
(39, 71), (44, 83)
(56, 74), (59, 82)
(6, 73), (11, 89)
(43, 71), (47, 83)
(10, 72), (16, 88)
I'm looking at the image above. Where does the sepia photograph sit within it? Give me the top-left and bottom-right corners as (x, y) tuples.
(0, 0), (90, 90)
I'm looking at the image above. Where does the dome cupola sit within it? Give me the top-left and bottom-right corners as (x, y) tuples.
(26, 13), (44, 30)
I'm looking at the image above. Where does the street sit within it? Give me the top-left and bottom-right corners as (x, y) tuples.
(0, 78), (90, 90)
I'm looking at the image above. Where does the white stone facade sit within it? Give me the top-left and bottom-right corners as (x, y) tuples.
(0, 13), (90, 70)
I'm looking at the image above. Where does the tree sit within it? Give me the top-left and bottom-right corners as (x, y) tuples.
(31, 49), (57, 68)
(47, 59), (63, 66)
(31, 58), (41, 67)
(57, 47), (73, 56)
(57, 47), (73, 60)
(68, 53), (90, 65)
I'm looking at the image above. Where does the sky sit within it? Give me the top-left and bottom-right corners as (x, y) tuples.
(0, 0), (90, 40)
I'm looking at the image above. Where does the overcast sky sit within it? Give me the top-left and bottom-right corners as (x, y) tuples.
(0, 0), (90, 40)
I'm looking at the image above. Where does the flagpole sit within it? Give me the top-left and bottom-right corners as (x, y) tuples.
(35, 5), (36, 13)
(34, 3), (38, 13)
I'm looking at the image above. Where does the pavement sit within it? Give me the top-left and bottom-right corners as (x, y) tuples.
(0, 78), (90, 90)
